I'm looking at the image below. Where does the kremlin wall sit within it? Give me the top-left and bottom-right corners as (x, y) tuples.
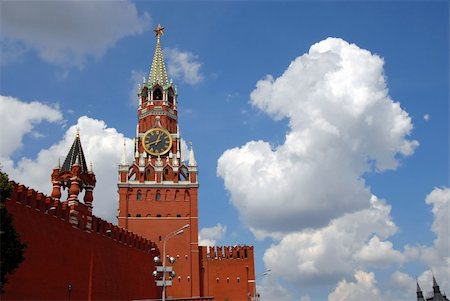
(3, 182), (160, 300)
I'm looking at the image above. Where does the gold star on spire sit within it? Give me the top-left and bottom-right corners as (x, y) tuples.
(153, 24), (165, 40)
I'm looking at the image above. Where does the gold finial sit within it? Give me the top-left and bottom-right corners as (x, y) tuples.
(76, 127), (80, 138)
(153, 24), (165, 41)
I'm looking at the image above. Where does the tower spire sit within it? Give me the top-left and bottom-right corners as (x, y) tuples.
(61, 130), (88, 173)
(148, 24), (168, 87)
(417, 281), (425, 301)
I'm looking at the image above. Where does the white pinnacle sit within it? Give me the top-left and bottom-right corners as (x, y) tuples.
(121, 140), (128, 165)
(189, 141), (197, 167)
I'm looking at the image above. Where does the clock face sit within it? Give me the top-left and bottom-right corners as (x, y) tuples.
(142, 128), (173, 156)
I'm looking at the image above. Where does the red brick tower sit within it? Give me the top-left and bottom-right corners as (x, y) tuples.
(51, 130), (96, 230)
(118, 25), (200, 299)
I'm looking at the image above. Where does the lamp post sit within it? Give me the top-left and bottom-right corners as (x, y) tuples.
(153, 224), (190, 301)
(253, 269), (271, 301)
(67, 283), (72, 300)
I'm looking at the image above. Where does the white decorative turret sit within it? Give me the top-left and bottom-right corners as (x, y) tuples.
(172, 150), (179, 173)
(189, 141), (197, 167)
(120, 140), (128, 166)
(134, 136), (139, 158)
(155, 156), (163, 173)
(139, 153), (145, 173)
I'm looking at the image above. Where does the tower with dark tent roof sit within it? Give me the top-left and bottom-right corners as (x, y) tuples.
(417, 276), (449, 301)
(51, 129), (96, 229)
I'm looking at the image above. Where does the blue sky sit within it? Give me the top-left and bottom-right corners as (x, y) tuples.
(1, 1), (448, 300)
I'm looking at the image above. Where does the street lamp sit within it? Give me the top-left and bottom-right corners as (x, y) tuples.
(152, 224), (190, 301)
(253, 269), (271, 301)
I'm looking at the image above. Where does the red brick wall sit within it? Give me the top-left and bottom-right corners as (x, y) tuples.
(200, 246), (256, 301)
(3, 183), (160, 300)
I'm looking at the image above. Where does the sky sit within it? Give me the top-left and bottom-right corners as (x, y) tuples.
(0, 1), (449, 300)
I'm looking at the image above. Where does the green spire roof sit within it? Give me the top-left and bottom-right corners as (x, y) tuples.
(148, 24), (168, 87)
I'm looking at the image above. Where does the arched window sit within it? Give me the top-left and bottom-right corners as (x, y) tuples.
(156, 190), (161, 201)
(163, 167), (171, 181)
(153, 88), (163, 100)
(146, 169), (153, 181)
(184, 190), (190, 201)
(141, 88), (148, 103)
(168, 88), (174, 105)
(179, 166), (189, 181)
(137, 190), (142, 201)
(136, 214), (141, 217)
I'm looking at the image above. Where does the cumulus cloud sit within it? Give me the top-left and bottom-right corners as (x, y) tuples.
(217, 38), (418, 238)
(425, 187), (450, 260)
(164, 48), (203, 85)
(263, 195), (398, 285)
(129, 69), (147, 106)
(199, 223), (227, 246)
(1, 0), (150, 67)
(409, 187), (450, 292)
(258, 276), (293, 301)
(353, 235), (405, 267)
(1, 96), (134, 222)
(385, 270), (415, 300)
(328, 270), (383, 301)
(0, 95), (63, 158)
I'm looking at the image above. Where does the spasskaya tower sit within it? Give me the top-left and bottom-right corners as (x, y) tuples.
(117, 24), (201, 298)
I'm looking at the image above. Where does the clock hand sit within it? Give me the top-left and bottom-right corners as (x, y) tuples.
(148, 133), (163, 146)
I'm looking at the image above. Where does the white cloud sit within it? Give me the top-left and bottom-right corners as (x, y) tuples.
(164, 48), (203, 85)
(409, 187), (450, 292)
(423, 114), (430, 121)
(0, 95), (63, 158)
(425, 187), (450, 260)
(328, 269), (416, 301)
(263, 195), (398, 285)
(258, 276), (293, 301)
(1, 97), (134, 223)
(328, 270), (383, 301)
(129, 70), (147, 107)
(385, 270), (415, 300)
(199, 223), (227, 246)
(353, 235), (405, 267)
(217, 38), (418, 238)
(1, 0), (150, 67)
